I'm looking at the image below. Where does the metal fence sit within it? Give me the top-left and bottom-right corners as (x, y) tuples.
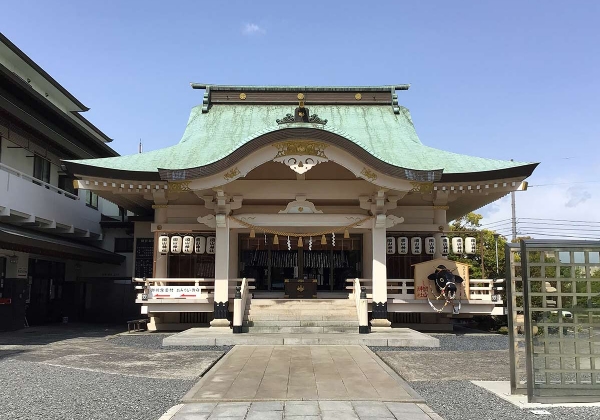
(506, 240), (600, 403)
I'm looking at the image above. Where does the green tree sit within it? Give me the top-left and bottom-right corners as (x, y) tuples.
(447, 212), (508, 279)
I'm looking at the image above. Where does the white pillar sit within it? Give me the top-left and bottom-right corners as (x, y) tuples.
(433, 208), (447, 259)
(154, 207), (168, 279)
(371, 217), (391, 328)
(211, 214), (230, 328)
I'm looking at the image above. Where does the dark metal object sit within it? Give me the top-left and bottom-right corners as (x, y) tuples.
(360, 286), (366, 299)
(234, 286), (241, 299)
(372, 301), (387, 319)
(213, 301), (229, 319)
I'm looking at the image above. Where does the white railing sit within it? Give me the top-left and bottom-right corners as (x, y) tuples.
(347, 277), (498, 303)
(387, 279), (415, 299)
(469, 278), (495, 301)
(233, 278), (255, 333)
(133, 277), (256, 300)
(0, 163), (79, 200)
(346, 278), (372, 298)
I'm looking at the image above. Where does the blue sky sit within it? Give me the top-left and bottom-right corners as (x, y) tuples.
(2, 1), (600, 238)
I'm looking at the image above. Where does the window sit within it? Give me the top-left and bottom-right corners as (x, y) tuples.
(85, 190), (98, 209)
(33, 155), (51, 184)
(114, 237), (134, 253)
(58, 175), (77, 197)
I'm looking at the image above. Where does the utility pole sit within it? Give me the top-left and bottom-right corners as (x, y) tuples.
(510, 159), (517, 242)
(511, 191), (517, 242)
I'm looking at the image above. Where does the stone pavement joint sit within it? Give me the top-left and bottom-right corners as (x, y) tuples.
(168, 401), (437, 419)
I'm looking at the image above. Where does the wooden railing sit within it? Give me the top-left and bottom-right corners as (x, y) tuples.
(469, 279), (495, 301)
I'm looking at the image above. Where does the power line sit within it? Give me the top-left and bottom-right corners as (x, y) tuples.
(519, 217), (600, 224)
(517, 225), (600, 233)
(519, 231), (600, 240)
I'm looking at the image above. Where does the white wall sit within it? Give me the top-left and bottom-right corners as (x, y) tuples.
(0, 138), (32, 175)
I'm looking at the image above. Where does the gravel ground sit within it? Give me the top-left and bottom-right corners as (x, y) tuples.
(411, 380), (600, 420)
(371, 332), (510, 352)
(109, 333), (234, 353)
(0, 327), (228, 420)
(0, 359), (194, 420)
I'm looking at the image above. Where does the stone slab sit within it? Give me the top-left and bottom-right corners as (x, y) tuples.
(182, 345), (423, 403)
(163, 328), (439, 347)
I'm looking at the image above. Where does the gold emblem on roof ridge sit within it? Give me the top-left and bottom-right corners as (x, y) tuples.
(297, 93), (305, 100)
(239, 93), (246, 100)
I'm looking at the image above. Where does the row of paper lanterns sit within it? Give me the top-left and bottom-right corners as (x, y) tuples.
(386, 236), (477, 255)
(158, 235), (216, 255)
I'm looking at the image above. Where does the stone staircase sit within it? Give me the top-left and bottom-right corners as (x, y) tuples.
(243, 299), (358, 333)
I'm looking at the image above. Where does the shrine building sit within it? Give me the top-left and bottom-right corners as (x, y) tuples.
(63, 85), (537, 332)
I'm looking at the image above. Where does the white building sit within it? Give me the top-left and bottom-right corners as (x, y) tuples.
(0, 33), (134, 330)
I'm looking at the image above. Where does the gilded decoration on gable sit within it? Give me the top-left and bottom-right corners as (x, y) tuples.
(410, 182), (434, 194)
(168, 181), (191, 192)
(276, 114), (296, 124)
(273, 141), (329, 159)
(239, 93), (247, 100)
(360, 167), (378, 181)
(355, 93), (362, 100)
(273, 141), (329, 175)
(223, 167), (241, 181)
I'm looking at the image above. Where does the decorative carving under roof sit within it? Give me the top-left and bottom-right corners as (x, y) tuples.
(279, 196), (323, 214)
(273, 141), (329, 174)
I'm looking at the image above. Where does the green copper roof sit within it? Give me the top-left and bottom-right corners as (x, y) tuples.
(67, 103), (534, 178)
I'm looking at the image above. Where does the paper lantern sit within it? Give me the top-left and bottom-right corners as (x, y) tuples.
(158, 235), (170, 254)
(194, 236), (206, 254)
(425, 237), (436, 255)
(451, 237), (463, 254)
(440, 236), (450, 256)
(386, 237), (396, 254)
(182, 236), (194, 254)
(397, 237), (409, 255)
(411, 237), (422, 255)
(206, 236), (216, 254)
(465, 237), (477, 255)
(170, 236), (182, 254)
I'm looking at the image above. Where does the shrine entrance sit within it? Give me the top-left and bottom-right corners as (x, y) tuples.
(238, 233), (362, 293)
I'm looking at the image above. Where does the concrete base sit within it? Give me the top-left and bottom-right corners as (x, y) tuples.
(209, 318), (231, 330)
(163, 327), (439, 347)
(472, 381), (600, 408)
(370, 318), (392, 329)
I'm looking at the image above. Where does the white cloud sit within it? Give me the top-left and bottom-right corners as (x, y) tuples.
(242, 23), (265, 35)
(476, 178), (600, 241)
(565, 186), (591, 208)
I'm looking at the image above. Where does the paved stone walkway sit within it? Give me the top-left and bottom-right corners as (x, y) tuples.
(159, 345), (444, 419)
(182, 345), (421, 402)
(166, 400), (442, 419)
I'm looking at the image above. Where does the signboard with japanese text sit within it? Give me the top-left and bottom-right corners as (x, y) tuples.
(147, 286), (205, 299)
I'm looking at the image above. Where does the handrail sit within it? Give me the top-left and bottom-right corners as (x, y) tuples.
(0, 163), (80, 200)
(233, 277), (255, 333)
(351, 278), (369, 334)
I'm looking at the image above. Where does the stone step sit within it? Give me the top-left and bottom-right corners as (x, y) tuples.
(248, 304), (355, 310)
(244, 320), (358, 327)
(247, 314), (359, 321)
(250, 299), (352, 305)
(244, 326), (358, 334)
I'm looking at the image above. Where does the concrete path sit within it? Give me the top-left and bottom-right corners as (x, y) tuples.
(183, 345), (421, 402)
(158, 345), (446, 419)
(165, 400), (442, 419)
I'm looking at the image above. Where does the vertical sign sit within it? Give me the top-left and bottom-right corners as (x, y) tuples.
(182, 236), (194, 254)
(158, 235), (170, 254)
(440, 236), (450, 256)
(452, 237), (463, 254)
(194, 236), (206, 254)
(386, 237), (396, 254)
(465, 237), (477, 255)
(170, 236), (182, 254)
(411, 237), (422, 254)
(425, 237), (436, 255)
(206, 236), (216, 254)
(397, 237), (409, 255)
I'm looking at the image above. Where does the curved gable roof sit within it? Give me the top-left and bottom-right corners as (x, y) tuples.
(65, 86), (537, 182)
